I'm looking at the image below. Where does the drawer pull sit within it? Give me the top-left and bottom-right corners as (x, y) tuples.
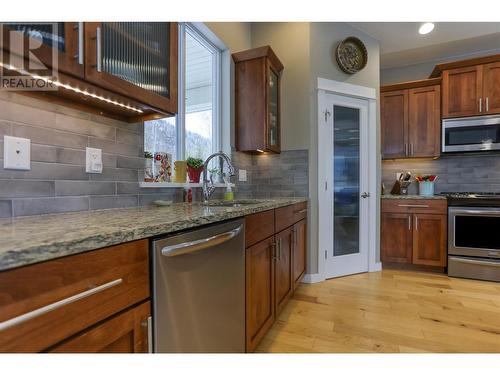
(295, 209), (308, 214)
(397, 204), (429, 208)
(0, 278), (122, 332)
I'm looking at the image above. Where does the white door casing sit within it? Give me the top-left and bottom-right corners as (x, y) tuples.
(316, 78), (380, 281)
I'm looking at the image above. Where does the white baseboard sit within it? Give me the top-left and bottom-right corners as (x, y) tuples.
(302, 273), (325, 284)
(369, 262), (382, 272)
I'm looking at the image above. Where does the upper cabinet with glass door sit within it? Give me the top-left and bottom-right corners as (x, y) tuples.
(84, 22), (178, 115)
(233, 46), (284, 153)
(1, 22), (85, 78)
(1, 22), (178, 121)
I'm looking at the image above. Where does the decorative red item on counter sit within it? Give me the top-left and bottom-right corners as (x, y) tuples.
(416, 175), (437, 182)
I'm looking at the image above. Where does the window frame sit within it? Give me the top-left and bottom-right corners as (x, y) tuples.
(175, 22), (222, 162)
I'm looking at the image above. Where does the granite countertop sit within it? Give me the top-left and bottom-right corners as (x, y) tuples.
(0, 198), (307, 272)
(381, 194), (447, 200)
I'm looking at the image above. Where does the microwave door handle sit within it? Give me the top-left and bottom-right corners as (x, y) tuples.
(161, 225), (243, 257)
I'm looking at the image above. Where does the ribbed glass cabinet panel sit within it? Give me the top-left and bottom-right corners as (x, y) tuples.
(4, 23), (66, 52)
(102, 22), (170, 98)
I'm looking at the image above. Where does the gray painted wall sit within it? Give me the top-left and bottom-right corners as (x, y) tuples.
(308, 22), (381, 274)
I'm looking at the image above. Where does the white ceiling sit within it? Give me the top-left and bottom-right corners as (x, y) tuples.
(350, 22), (500, 69)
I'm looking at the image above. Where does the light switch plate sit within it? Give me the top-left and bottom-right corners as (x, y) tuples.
(86, 147), (103, 174)
(4, 135), (31, 170)
(238, 169), (247, 182)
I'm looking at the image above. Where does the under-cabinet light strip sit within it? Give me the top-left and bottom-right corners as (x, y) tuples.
(0, 63), (143, 113)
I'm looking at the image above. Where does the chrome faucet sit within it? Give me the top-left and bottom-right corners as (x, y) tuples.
(202, 151), (235, 203)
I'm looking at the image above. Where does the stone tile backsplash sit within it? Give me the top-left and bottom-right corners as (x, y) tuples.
(382, 154), (500, 195)
(0, 92), (309, 217)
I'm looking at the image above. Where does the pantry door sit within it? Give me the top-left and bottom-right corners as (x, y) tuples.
(319, 92), (371, 279)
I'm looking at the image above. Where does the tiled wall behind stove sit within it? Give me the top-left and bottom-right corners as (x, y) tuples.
(0, 92), (309, 218)
(382, 154), (500, 195)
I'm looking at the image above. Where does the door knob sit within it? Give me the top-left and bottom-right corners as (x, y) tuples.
(361, 192), (370, 198)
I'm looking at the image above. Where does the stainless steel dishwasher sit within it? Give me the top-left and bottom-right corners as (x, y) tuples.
(152, 218), (245, 353)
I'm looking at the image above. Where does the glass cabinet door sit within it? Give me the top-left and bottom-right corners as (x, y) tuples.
(267, 66), (280, 151)
(85, 22), (177, 114)
(1, 22), (84, 77)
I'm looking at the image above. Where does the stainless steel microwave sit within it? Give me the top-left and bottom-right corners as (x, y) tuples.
(442, 115), (500, 153)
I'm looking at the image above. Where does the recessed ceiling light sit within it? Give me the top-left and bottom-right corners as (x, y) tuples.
(418, 23), (435, 35)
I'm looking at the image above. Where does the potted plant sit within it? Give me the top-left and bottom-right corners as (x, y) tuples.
(186, 157), (204, 183)
(144, 151), (154, 182)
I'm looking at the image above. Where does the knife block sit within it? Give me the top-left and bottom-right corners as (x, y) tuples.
(390, 180), (411, 195)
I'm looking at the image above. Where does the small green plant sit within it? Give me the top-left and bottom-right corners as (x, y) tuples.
(187, 157), (204, 169)
(144, 151), (153, 159)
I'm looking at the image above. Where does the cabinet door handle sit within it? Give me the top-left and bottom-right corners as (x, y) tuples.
(0, 278), (122, 332)
(141, 316), (153, 353)
(404, 143), (408, 156)
(96, 26), (102, 72)
(279, 238), (282, 261)
(410, 143), (414, 156)
(415, 216), (419, 231)
(479, 97), (482, 113)
(271, 241), (277, 260)
(295, 209), (308, 214)
(74, 22), (84, 65)
(486, 97), (489, 112)
(408, 216), (411, 231)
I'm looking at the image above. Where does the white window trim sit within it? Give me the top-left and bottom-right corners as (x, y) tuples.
(141, 22), (229, 188)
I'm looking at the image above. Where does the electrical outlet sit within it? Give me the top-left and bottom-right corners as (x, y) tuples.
(238, 169), (247, 182)
(86, 147), (103, 174)
(4, 135), (31, 170)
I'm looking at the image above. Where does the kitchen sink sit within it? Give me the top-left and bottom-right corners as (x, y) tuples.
(201, 199), (270, 207)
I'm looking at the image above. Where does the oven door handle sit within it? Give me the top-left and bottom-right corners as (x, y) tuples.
(450, 257), (500, 268)
(449, 209), (500, 216)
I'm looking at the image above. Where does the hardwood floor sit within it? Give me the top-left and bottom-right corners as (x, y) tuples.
(256, 269), (500, 353)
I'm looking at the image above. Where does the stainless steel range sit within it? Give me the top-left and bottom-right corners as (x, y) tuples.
(441, 192), (500, 282)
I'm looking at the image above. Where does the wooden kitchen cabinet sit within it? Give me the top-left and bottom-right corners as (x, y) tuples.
(381, 79), (441, 159)
(84, 22), (178, 115)
(233, 46), (284, 153)
(380, 213), (412, 264)
(244, 202), (308, 352)
(442, 65), (482, 118)
(1, 22), (178, 121)
(0, 239), (150, 353)
(408, 85), (441, 157)
(292, 219), (307, 289)
(412, 214), (447, 267)
(381, 89), (408, 159)
(275, 227), (293, 315)
(381, 199), (447, 268)
(483, 61), (500, 115)
(245, 236), (275, 352)
(435, 54), (500, 118)
(50, 301), (151, 353)
(1, 22), (85, 78)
